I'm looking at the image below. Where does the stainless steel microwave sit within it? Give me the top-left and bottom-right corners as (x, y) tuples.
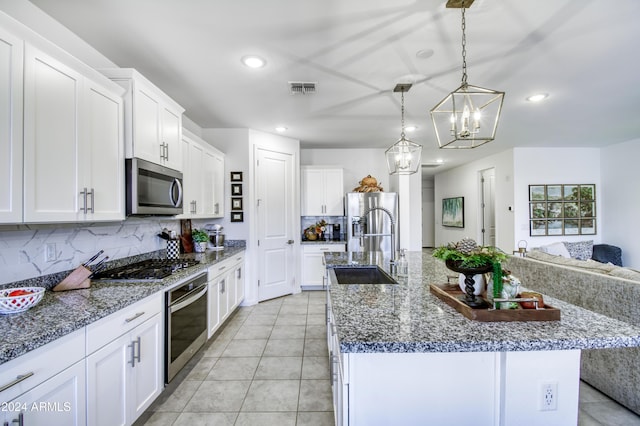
(126, 158), (183, 215)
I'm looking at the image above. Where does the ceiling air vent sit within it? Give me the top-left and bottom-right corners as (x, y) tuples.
(289, 81), (316, 95)
(421, 163), (443, 169)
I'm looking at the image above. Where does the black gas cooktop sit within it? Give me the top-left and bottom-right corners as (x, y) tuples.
(93, 259), (200, 281)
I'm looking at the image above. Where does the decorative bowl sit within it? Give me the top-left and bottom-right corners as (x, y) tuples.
(0, 287), (45, 314)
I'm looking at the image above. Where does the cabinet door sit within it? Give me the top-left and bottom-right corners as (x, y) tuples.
(201, 149), (216, 216)
(302, 250), (327, 287)
(7, 360), (87, 426)
(0, 28), (23, 223)
(211, 152), (225, 217)
(234, 259), (245, 306)
(81, 81), (124, 221)
(301, 168), (325, 215)
(323, 169), (344, 215)
(23, 45), (82, 222)
(130, 313), (162, 421)
(132, 83), (160, 164)
(86, 333), (129, 426)
(187, 141), (204, 215)
(207, 280), (220, 338)
(161, 106), (181, 171)
(218, 274), (230, 322)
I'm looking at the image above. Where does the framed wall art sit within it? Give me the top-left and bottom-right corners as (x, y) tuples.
(528, 184), (596, 236)
(231, 212), (244, 222)
(230, 171), (243, 182)
(442, 197), (464, 228)
(231, 183), (243, 196)
(231, 197), (243, 211)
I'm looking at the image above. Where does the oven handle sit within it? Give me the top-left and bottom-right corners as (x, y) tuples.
(170, 285), (207, 314)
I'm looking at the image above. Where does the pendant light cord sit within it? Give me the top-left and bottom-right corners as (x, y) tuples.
(461, 0), (467, 86)
(400, 90), (406, 139)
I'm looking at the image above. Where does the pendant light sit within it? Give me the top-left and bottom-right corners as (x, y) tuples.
(430, 0), (504, 149)
(386, 83), (422, 175)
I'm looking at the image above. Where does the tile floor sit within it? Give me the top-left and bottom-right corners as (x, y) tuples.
(136, 291), (640, 426)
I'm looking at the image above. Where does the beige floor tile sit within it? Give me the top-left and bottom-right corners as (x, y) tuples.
(142, 411), (181, 425)
(183, 380), (251, 412)
(206, 357), (260, 380)
(203, 339), (230, 358)
(303, 339), (328, 357)
(307, 303), (326, 314)
(296, 411), (335, 426)
(275, 314), (307, 326)
(301, 356), (330, 379)
(185, 356), (218, 381)
(151, 380), (201, 412)
(234, 324), (273, 339)
(279, 304), (308, 315)
(241, 380), (300, 412)
(270, 324), (306, 339)
(305, 324), (326, 339)
(173, 412), (237, 426)
(263, 338), (305, 357)
(221, 339), (267, 357)
(243, 313), (278, 326)
(235, 412), (296, 426)
(298, 379), (333, 412)
(306, 313), (325, 325)
(254, 356), (302, 380)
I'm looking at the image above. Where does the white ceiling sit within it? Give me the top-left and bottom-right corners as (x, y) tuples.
(27, 0), (640, 174)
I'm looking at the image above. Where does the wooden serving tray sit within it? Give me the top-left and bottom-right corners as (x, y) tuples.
(429, 284), (561, 322)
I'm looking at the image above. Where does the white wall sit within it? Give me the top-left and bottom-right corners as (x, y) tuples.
(601, 139), (640, 268)
(513, 147), (602, 250)
(301, 148), (388, 193)
(422, 177), (435, 247)
(434, 149), (514, 252)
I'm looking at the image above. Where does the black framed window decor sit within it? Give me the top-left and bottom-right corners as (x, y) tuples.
(528, 184), (596, 236)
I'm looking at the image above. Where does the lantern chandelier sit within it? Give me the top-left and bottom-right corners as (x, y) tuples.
(386, 83), (422, 175)
(430, 0), (504, 149)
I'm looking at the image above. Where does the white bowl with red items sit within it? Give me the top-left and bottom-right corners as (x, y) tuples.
(0, 287), (45, 314)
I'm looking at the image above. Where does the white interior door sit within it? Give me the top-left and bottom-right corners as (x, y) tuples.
(256, 147), (296, 301)
(480, 168), (496, 246)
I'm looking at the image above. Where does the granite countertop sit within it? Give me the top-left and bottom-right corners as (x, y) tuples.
(0, 244), (246, 365)
(325, 251), (640, 354)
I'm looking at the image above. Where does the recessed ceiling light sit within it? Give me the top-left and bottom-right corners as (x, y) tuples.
(404, 125), (418, 132)
(416, 49), (435, 59)
(526, 93), (548, 102)
(275, 126), (287, 132)
(241, 55), (266, 68)
(436, 159), (444, 163)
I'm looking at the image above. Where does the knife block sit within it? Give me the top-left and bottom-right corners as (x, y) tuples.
(53, 265), (92, 292)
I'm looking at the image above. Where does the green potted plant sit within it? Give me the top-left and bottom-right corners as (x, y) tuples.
(433, 238), (507, 307)
(192, 229), (209, 253)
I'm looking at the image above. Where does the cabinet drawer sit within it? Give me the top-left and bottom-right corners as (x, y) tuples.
(86, 292), (162, 355)
(303, 244), (346, 253)
(0, 328), (84, 403)
(208, 258), (234, 279)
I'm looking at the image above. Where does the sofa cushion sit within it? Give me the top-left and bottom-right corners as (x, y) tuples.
(542, 242), (571, 258)
(563, 240), (594, 260)
(526, 250), (617, 274)
(592, 244), (623, 266)
(608, 267), (640, 281)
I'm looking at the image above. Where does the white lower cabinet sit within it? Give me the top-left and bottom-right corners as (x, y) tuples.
(86, 293), (163, 426)
(302, 244), (345, 290)
(207, 252), (246, 338)
(326, 289), (348, 426)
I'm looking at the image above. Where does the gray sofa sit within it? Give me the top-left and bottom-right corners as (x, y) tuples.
(505, 252), (640, 415)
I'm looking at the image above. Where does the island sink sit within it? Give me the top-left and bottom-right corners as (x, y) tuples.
(332, 266), (397, 284)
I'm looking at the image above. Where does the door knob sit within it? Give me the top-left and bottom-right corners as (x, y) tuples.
(287, 240), (295, 244)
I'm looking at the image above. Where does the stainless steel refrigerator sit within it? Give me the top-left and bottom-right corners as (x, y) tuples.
(346, 192), (399, 257)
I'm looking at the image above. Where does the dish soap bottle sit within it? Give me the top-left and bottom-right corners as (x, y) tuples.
(396, 249), (408, 278)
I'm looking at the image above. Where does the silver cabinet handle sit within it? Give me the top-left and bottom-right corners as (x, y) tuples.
(237, 267), (241, 279)
(133, 336), (141, 364)
(0, 372), (34, 393)
(125, 312), (145, 323)
(165, 143), (169, 161)
(214, 202), (219, 215)
(159, 142), (165, 160)
(220, 279), (226, 293)
(218, 265), (226, 271)
(89, 188), (95, 213)
(11, 413), (23, 426)
(80, 188), (87, 213)
(128, 340), (136, 367)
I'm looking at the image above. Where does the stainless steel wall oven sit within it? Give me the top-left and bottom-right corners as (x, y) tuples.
(165, 272), (208, 382)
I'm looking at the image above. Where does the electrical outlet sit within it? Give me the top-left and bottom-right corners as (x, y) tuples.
(45, 243), (57, 262)
(540, 382), (558, 411)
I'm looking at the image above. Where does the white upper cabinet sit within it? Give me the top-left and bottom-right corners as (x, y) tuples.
(22, 44), (125, 223)
(100, 68), (184, 171)
(180, 129), (225, 219)
(23, 45), (82, 222)
(0, 27), (23, 223)
(1, 14), (125, 224)
(301, 166), (344, 216)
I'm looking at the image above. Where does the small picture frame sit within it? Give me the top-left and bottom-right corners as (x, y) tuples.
(230, 171), (243, 182)
(231, 212), (244, 222)
(231, 184), (243, 196)
(231, 197), (243, 211)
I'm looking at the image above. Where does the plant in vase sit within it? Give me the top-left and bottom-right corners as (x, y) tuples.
(192, 229), (209, 253)
(433, 238), (507, 308)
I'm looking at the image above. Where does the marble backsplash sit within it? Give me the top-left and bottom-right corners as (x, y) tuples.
(0, 217), (184, 286)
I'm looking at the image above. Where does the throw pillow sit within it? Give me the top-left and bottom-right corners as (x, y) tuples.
(544, 242), (571, 258)
(563, 240), (594, 261)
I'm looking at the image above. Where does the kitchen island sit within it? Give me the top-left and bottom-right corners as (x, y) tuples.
(325, 251), (640, 426)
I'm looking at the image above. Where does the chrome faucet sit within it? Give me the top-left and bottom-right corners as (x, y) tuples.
(360, 206), (397, 268)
